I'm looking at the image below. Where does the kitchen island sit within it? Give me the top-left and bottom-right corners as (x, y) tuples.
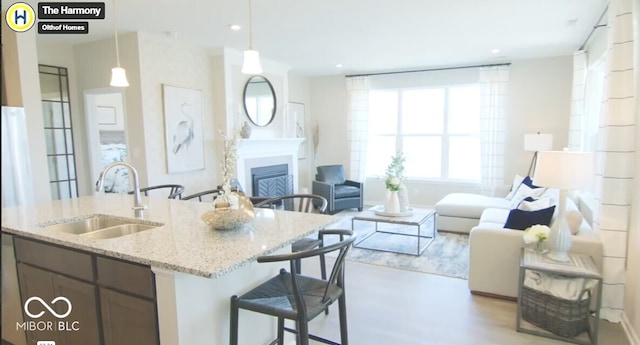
(1, 193), (339, 345)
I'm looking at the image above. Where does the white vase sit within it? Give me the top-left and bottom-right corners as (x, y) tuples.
(385, 190), (400, 214)
(398, 184), (409, 212)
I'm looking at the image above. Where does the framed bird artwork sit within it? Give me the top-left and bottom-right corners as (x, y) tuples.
(163, 84), (205, 173)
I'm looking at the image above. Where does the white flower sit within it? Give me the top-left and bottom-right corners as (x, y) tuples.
(523, 224), (551, 244)
(390, 177), (400, 185)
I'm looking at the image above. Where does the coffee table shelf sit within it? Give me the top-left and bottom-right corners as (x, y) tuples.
(351, 206), (436, 256)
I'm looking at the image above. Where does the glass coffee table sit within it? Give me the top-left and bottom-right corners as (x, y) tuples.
(351, 206), (437, 256)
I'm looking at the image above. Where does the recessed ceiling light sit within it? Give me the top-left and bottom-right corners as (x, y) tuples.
(491, 48), (501, 54)
(336, 64), (343, 68)
(229, 24), (241, 31)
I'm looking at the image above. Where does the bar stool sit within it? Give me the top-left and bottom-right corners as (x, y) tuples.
(230, 229), (356, 345)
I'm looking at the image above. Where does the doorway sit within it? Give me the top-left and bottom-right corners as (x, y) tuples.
(84, 89), (130, 193)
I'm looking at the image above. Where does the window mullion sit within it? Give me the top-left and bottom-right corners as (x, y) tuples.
(396, 90), (402, 152)
(442, 88), (449, 179)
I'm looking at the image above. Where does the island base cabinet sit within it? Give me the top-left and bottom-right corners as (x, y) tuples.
(17, 263), (100, 345)
(100, 287), (159, 345)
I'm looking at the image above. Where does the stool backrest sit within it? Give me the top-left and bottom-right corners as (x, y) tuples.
(254, 194), (327, 214)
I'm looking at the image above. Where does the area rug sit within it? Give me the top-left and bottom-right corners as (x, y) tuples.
(325, 211), (470, 280)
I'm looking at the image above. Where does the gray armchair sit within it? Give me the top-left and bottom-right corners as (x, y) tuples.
(312, 165), (364, 214)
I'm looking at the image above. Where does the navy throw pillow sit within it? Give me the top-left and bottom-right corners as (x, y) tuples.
(504, 205), (556, 230)
(522, 176), (541, 189)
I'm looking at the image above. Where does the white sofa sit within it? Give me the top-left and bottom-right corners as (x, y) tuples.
(434, 179), (603, 299)
(434, 192), (511, 234)
(467, 192), (603, 299)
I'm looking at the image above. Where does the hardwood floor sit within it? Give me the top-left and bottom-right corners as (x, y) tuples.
(297, 259), (630, 345)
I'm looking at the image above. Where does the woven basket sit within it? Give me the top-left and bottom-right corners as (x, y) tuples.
(521, 286), (591, 338)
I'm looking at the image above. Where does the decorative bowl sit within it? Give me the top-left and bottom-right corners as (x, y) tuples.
(201, 192), (255, 230)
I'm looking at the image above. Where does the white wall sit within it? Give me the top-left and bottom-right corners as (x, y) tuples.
(136, 32), (219, 196)
(288, 73), (313, 191)
(308, 56), (573, 207)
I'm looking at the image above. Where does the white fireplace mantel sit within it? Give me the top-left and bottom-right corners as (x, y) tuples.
(236, 138), (305, 196)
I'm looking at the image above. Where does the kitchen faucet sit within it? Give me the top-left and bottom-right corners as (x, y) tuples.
(95, 162), (147, 218)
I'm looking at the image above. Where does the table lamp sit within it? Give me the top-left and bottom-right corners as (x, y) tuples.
(524, 133), (553, 176)
(532, 149), (594, 262)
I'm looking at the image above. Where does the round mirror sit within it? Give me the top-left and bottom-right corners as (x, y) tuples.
(243, 76), (276, 127)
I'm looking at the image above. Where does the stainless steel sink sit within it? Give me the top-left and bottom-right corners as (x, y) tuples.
(41, 215), (163, 239)
(45, 216), (134, 235)
(80, 224), (158, 240)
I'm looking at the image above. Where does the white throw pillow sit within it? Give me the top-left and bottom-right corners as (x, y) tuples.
(505, 174), (525, 200)
(565, 198), (584, 235)
(518, 197), (554, 211)
(509, 184), (547, 209)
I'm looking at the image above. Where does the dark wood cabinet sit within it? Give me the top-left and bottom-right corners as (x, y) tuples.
(14, 237), (159, 345)
(100, 288), (159, 345)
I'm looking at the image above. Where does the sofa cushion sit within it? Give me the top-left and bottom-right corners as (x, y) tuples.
(435, 193), (511, 219)
(503, 205), (556, 230)
(334, 185), (360, 199)
(479, 208), (511, 224)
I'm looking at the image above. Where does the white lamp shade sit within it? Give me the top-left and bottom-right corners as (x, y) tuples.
(533, 151), (594, 190)
(110, 67), (129, 87)
(242, 49), (263, 74)
(524, 133), (553, 152)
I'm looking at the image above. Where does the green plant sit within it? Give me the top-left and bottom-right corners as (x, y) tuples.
(384, 152), (405, 191)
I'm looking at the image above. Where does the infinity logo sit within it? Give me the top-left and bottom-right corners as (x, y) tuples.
(24, 297), (72, 319)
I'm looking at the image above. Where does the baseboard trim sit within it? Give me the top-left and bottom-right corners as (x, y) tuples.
(622, 313), (640, 345)
(470, 290), (517, 302)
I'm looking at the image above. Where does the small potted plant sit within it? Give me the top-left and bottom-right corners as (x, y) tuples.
(384, 152), (406, 213)
(523, 224), (551, 253)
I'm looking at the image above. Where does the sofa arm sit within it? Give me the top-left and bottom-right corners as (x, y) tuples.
(469, 227), (525, 298)
(469, 226), (604, 299)
(344, 180), (363, 190)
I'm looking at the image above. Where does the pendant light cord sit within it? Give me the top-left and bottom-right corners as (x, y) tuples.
(113, 0), (121, 67)
(248, 0), (254, 49)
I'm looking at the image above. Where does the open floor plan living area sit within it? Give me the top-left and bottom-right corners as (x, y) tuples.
(1, 0), (639, 344)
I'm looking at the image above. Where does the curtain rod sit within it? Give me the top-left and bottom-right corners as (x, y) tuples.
(345, 62), (511, 78)
(579, 5), (608, 50)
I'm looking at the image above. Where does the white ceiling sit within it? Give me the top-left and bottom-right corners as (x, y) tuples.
(15, 0), (607, 76)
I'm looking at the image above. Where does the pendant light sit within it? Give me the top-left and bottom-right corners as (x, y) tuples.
(110, 0), (129, 87)
(241, 0), (262, 74)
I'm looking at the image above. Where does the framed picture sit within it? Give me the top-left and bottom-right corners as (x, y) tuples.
(96, 106), (117, 125)
(163, 85), (205, 173)
(288, 102), (306, 159)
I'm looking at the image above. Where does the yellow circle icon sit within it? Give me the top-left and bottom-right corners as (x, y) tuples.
(5, 2), (35, 32)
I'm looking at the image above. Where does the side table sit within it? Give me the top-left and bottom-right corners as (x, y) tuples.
(516, 248), (603, 345)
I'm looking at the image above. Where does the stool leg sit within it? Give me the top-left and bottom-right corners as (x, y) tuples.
(230, 296), (239, 345)
(277, 317), (284, 345)
(338, 294), (349, 345)
(320, 253), (329, 315)
(297, 319), (310, 345)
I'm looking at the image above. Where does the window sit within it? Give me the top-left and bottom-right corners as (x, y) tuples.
(366, 84), (481, 181)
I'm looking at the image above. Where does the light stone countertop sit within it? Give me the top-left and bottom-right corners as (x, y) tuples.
(1, 194), (339, 278)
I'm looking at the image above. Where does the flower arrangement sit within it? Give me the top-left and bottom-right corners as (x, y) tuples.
(219, 127), (238, 196)
(523, 224), (551, 251)
(384, 152), (405, 192)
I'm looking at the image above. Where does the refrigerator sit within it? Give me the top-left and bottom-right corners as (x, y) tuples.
(1, 106), (32, 345)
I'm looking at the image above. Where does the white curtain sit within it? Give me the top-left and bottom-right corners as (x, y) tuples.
(593, 0), (635, 322)
(479, 66), (509, 196)
(346, 76), (370, 181)
(568, 51), (588, 151)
